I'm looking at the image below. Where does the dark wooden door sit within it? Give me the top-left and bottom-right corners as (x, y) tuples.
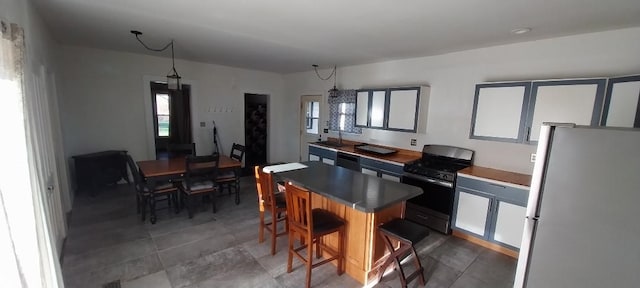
(244, 93), (268, 174)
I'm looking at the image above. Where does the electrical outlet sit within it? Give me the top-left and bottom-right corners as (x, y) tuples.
(530, 153), (536, 163)
(323, 128), (329, 133)
(200, 122), (206, 127)
(410, 139), (417, 146)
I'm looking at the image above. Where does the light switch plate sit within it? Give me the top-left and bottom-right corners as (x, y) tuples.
(530, 153), (536, 163)
(410, 139), (417, 146)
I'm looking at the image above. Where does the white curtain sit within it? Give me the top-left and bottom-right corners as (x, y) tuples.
(0, 19), (58, 288)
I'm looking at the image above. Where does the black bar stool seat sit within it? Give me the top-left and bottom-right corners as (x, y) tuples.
(377, 218), (430, 288)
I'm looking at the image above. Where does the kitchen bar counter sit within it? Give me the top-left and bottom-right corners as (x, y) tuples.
(270, 161), (422, 284)
(309, 139), (421, 165)
(458, 165), (531, 188)
(276, 161), (422, 213)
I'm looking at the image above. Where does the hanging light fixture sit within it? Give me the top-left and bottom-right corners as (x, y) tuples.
(312, 64), (339, 97)
(131, 30), (182, 90)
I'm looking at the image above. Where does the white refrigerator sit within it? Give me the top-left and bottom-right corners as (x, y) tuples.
(514, 123), (640, 288)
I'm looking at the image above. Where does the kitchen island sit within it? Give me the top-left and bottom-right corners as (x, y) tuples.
(268, 161), (422, 285)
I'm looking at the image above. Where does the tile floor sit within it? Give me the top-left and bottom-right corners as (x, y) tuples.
(62, 177), (517, 288)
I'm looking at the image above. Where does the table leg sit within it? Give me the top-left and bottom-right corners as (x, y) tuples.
(146, 179), (157, 224)
(235, 167), (241, 205)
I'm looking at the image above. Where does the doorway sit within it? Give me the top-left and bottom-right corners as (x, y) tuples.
(244, 93), (268, 174)
(299, 95), (322, 161)
(150, 82), (192, 159)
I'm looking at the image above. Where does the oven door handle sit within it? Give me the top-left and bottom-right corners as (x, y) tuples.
(402, 173), (453, 188)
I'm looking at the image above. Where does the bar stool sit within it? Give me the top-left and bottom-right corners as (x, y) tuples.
(284, 182), (345, 288)
(254, 166), (288, 255)
(377, 218), (430, 288)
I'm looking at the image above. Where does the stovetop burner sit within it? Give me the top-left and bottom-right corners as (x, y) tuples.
(403, 145), (474, 182)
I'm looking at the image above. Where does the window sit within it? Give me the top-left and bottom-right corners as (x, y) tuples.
(328, 90), (362, 134)
(156, 93), (170, 137)
(305, 101), (320, 134)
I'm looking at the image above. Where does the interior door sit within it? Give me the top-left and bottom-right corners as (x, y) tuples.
(299, 95), (322, 161)
(27, 65), (65, 285)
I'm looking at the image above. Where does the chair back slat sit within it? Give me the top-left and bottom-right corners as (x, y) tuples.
(168, 142), (196, 158)
(230, 143), (245, 162)
(184, 154), (219, 190)
(285, 182), (312, 234)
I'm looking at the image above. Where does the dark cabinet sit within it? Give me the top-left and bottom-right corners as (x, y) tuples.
(73, 150), (129, 194)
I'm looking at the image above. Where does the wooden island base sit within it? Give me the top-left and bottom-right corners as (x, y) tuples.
(311, 192), (403, 285)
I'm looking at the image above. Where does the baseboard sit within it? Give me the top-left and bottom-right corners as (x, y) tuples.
(452, 230), (519, 259)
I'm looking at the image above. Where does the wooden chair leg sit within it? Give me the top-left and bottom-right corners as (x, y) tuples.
(140, 195), (147, 221)
(187, 194), (194, 219)
(315, 237), (321, 259)
(270, 214), (277, 255)
(136, 194), (140, 214)
(411, 246), (426, 285)
(258, 211), (265, 243)
(306, 240), (313, 288)
(287, 231), (294, 273)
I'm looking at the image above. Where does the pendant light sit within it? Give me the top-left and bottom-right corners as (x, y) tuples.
(312, 64), (338, 97)
(131, 30), (182, 91)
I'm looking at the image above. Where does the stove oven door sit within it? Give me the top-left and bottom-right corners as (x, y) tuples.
(401, 173), (455, 233)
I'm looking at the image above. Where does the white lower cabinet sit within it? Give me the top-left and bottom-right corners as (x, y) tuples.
(308, 145), (336, 164)
(493, 201), (527, 248)
(454, 190), (490, 237)
(322, 158), (335, 165)
(452, 174), (529, 251)
(361, 167), (378, 176)
(380, 173), (400, 182)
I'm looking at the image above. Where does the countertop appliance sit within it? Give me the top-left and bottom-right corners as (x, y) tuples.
(401, 145), (474, 234)
(514, 124), (640, 287)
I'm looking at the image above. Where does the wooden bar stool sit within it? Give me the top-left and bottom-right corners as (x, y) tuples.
(284, 182), (345, 288)
(254, 166), (288, 255)
(377, 218), (430, 288)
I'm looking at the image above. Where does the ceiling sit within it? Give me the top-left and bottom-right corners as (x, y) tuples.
(33, 0), (640, 74)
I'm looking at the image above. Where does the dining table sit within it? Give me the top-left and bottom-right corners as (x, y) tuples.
(137, 155), (242, 223)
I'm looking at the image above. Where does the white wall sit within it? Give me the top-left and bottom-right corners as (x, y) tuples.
(1, 0), (71, 210)
(284, 27), (640, 174)
(56, 46), (287, 167)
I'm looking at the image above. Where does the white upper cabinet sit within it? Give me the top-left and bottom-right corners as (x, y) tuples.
(526, 79), (606, 143)
(387, 88), (420, 131)
(370, 90), (386, 128)
(470, 82), (531, 142)
(601, 75), (640, 128)
(354, 86), (430, 133)
(355, 91), (369, 127)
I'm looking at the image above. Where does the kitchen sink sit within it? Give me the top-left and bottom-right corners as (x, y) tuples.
(316, 140), (344, 148)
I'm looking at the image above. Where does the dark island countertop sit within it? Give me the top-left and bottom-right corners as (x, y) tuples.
(273, 161), (422, 213)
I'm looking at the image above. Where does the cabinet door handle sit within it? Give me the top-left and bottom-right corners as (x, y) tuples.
(525, 127), (531, 142)
(488, 199), (492, 212)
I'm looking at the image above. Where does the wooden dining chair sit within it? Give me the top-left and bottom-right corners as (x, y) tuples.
(125, 154), (178, 222)
(284, 182), (345, 288)
(216, 143), (245, 204)
(255, 166), (288, 255)
(167, 142), (196, 159)
(179, 154), (219, 218)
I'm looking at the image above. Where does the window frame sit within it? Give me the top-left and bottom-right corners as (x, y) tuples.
(150, 82), (171, 139)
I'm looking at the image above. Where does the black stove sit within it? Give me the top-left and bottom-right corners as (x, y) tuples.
(401, 145), (474, 234)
